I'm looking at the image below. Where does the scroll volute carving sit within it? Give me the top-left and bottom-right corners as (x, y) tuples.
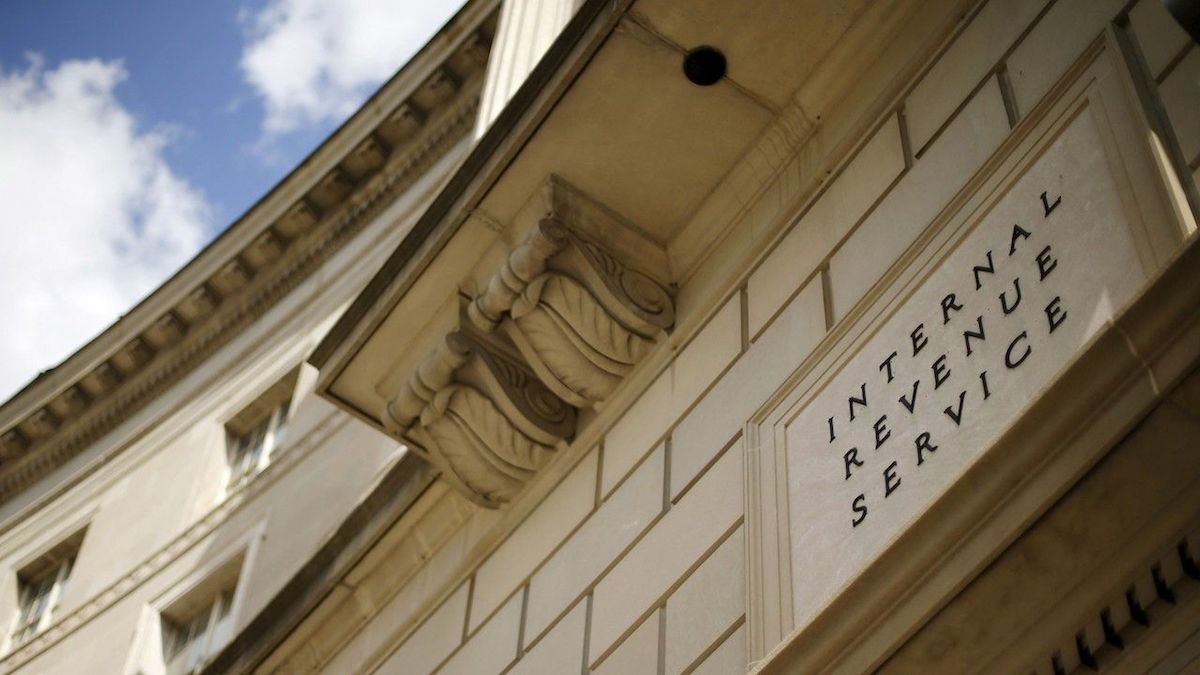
(382, 330), (576, 508)
(467, 216), (675, 409)
(379, 181), (672, 509)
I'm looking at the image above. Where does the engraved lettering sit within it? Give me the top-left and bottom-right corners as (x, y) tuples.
(1000, 277), (1023, 315)
(1041, 189), (1061, 217)
(848, 383), (868, 422)
(851, 494), (868, 527)
(932, 354), (951, 389)
(911, 324), (928, 357)
(1036, 245), (1058, 281)
(883, 461), (901, 497)
(941, 293), (963, 325)
(1045, 296), (1067, 333)
(844, 447), (863, 480)
(915, 431), (938, 465)
(963, 315), (986, 357)
(973, 250), (995, 290)
(1005, 331), (1031, 369)
(879, 351), (898, 383)
(873, 415), (890, 449)
(1009, 223), (1032, 255)
(944, 390), (967, 426)
(899, 379), (920, 414)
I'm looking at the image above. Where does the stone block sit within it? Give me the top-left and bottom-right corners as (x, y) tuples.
(1130, 0), (1192, 79)
(525, 446), (664, 642)
(439, 590), (522, 675)
(470, 450), (598, 631)
(672, 278), (825, 498)
(905, 0), (1046, 152)
(376, 582), (467, 675)
(592, 609), (660, 675)
(508, 598), (586, 675)
(690, 623), (747, 675)
(325, 496), (480, 672)
(830, 77), (1009, 319)
(747, 115), (903, 339)
(602, 296), (741, 495)
(664, 526), (745, 675)
(590, 446), (743, 663)
(1007, 0), (1125, 116)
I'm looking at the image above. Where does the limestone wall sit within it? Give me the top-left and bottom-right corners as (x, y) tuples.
(268, 0), (1199, 672)
(0, 137), (475, 675)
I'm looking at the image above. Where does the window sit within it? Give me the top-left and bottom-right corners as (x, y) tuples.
(162, 590), (234, 675)
(225, 399), (289, 488)
(224, 369), (297, 489)
(157, 553), (242, 675)
(11, 528), (85, 647)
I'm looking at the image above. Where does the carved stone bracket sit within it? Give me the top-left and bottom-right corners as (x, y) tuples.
(380, 179), (674, 508)
(467, 217), (675, 408)
(382, 331), (575, 508)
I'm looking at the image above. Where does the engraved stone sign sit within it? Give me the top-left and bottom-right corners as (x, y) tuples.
(786, 111), (1150, 627)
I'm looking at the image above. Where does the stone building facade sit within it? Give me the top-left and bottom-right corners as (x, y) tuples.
(0, 2), (498, 672)
(1, 0), (1198, 673)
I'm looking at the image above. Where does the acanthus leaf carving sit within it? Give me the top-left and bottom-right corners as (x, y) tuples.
(504, 273), (647, 406)
(380, 178), (673, 507)
(382, 330), (574, 508)
(467, 198), (674, 410)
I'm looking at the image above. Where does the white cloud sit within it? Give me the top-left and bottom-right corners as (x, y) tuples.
(240, 0), (462, 136)
(0, 56), (211, 401)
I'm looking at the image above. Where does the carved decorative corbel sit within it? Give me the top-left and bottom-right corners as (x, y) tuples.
(467, 217), (674, 408)
(377, 179), (673, 508)
(382, 330), (575, 508)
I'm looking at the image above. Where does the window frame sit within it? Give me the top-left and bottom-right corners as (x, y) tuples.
(7, 526), (87, 652)
(11, 556), (72, 646)
(161, 588), (235, 675)
(224, 397), (290, 490)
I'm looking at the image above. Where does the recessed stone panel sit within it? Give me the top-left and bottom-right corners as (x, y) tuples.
(786, 107), (1150, 630)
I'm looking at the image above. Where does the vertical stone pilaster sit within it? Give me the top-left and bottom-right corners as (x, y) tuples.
(474, 0), (580, 138)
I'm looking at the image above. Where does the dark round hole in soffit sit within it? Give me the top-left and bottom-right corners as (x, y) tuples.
(683, 46), (726, 86)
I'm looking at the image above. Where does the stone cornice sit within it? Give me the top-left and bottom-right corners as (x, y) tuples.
(0, 1), (499, 505)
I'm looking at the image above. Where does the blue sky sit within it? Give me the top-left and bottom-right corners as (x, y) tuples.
(0, 0), (463, 400)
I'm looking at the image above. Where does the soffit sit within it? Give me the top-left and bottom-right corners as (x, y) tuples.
(476, 15), (775, 243)
(319, 2), (776, 428)
(629, 0), (874, 110)
(316, 0), (911, 435)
